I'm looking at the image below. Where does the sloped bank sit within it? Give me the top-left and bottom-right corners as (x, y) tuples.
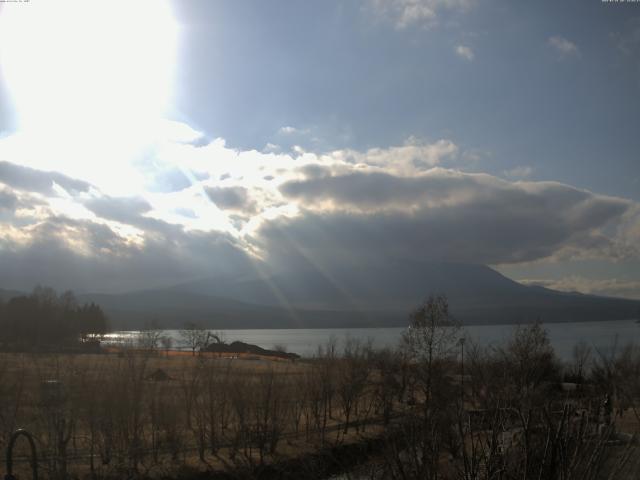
(202, 340), (300, 361)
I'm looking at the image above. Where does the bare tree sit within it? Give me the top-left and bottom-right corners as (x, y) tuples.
(371, 348), (402, 425)
(337, 337), (370, 435)
(180, 322), (210, 356)
(402, 294), (460, 404)
(251, 367), (287, 463)
(571, 340), (592, 382)
(138, 321), (162, 352)
(498, 322), (559, 403)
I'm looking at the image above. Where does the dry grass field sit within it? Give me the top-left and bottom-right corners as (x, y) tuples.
(2, 320), (640, 479)
(0, 348), (395, 480)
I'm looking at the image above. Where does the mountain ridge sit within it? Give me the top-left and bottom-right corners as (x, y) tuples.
(61, 262), (640, 328)
(3, 262), (639, 329)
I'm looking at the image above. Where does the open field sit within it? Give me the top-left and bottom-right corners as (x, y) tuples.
(3, 319), (640, 479)
(0, 348), (396, 480)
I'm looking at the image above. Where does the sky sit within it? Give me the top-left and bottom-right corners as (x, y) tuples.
(0, 0), (639, 298)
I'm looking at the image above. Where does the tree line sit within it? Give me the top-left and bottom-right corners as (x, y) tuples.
(0, 286), (109, 348)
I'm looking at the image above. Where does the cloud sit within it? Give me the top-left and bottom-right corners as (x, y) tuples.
(327, 138), (458, 175)
(520, 276), (640, 300)
(0, 161), (92, 196)
(82, 195), (160, 232)
(85, 195), (152, 218)
(204, 186), (257, 213)
(0, 188), (18, 211)
(278, 126), (299, 135)
(281, 170), (475, 211)
(263, 143), (281, 153)
(273, 168), (632, 266)
(548, 36), (579, 57)
(0, 120), (638, 294)
(455, 44), (474, 61)
(82, 193), (212, 244)
(370, 0), (474, 29)
(503, 165), (533, 179)
(0, 210), (254, 293)
(148, 167), (193, 193)
(614, 205), (640, 260)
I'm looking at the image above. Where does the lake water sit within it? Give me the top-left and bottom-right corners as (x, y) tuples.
(106, 319), (640, 361)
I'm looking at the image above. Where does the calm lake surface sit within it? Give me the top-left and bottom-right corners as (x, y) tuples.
(107, 319), (640, 361)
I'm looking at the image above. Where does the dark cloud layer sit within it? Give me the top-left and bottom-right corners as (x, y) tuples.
(281, 171), (424, 207)
(0, 161), (91, 195)
(205, 186), (256, 213)
(0, 214), (254, 293)
(0, 165), (256, 292)
(83, 195), (193, 239)
(0, 188), (18, 211)
(267, 169), (631, 268)
(280, 169), (601, 212)
(0, 161), (636, 294)
(85, 195), (152, 218)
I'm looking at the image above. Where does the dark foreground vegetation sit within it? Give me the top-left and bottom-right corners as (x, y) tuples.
(1, 295), (640, 479)
(0, 287), (108, 349)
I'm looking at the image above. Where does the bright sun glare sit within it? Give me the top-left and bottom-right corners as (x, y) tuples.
(0, 0), (178, 195)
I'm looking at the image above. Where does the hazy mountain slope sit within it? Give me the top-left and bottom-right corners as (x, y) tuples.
(166, 261), (640, 327)
(175, 262), (524, 310)
(78, 289), (401, 330)
(78, 289), (289, 330)
(5, 262), (640, 329)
